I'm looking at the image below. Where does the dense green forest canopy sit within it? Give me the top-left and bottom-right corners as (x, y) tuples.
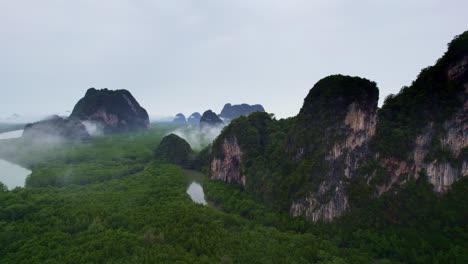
(0, 119), (466, 263)
(299, 74), (378, 117)
(210, 74), (380, 209)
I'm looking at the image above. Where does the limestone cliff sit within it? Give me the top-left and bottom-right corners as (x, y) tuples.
(206, 31), (468, 222)
(288, 75), (378, 221)
(210, 75), (379, 221)
(210, 137), (245, 185)
(70, 88), (149, 134)
(375, 57), (467, 194)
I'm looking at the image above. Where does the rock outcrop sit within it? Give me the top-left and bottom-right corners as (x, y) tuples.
(23, 115), (90, 141)
(210, 137), (245, 185)
(206, 31), (468, 222)
(288, 75), (378, 221)
(219, 103), (265, 121)
(70, 88), (149, 134)
(200, 110), (224, 126)
(154, 134), (194, 168)
(172, 113), (187, 124)
(187, 112), (201, 125)
(210, 76), (379, 221)
(375, 48), (468, 194)
(290, 183), (349, 222)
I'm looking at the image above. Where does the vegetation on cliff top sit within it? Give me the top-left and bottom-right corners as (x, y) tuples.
(154, 133), (194, 168)
(203, 32), (468, 263)
(375, 31), (467, 159)
(299, 74), (378, 117)
(209, 31), (467, 214)
(211, 75), (379, 209)
(0, 30), (466, 264)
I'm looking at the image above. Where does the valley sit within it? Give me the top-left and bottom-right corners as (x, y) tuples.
(0, 28), (466, 264)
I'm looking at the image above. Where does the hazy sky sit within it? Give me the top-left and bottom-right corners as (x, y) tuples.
(1, 0), (467, 120)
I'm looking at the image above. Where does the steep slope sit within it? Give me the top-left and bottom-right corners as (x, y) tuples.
(208, 31), (468, 222)
(209, 76), (378, 220)
(172, 113), (187, 124)
(371, 31), (468, 194)
(154, 134), (194, 168)
(70, 88), (149, 133)
(288, 75), (378, 221)
(187, 112), (201, 125)
(200, 110), (224, 126)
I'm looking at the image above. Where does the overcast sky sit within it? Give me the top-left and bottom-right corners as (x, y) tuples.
(1, 0), (467, 121)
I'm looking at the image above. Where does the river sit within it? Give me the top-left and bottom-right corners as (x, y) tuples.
(183, 169), (207, 205)
(0, 129), (24, 139)
(0, 129), (31, 190)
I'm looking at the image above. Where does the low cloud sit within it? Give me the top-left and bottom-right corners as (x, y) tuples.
(170, 124), (225, 151)
(81, 121), (104, 136)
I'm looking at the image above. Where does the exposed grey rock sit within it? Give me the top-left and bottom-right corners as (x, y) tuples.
(210, 137), (245, 185)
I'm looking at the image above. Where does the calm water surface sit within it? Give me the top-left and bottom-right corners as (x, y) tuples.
(187, 182), (207, 205)
(0, 129), (30, 190)
(184, 170), (208, 205)
(0, 159), (30, 190)
(0, 129), (23, 139)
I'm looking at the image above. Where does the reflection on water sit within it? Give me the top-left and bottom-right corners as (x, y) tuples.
(0, 159), (31, 190)
(187, 182), (207, 205)
(0, 129), (30, 189)
(0, 129), (23, 140)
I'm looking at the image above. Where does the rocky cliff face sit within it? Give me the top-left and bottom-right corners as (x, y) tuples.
(291, 104), (377, 221)
(70, 88), (149, 134)
(209, 75), (379, 221)
(210, 137), (245, 185)
(207, 31), (468, 222)
(219, 103), (265, 121)
(290, 183), (349, 222)
(376, 56), (467, 195)
(289, 76), (378, 221)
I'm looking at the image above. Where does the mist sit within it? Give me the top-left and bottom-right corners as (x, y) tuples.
(170, 124), (225, 151)
(81, 121), (104, 136)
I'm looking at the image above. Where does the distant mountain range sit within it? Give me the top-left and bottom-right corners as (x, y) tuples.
(171, 103), (266, 125)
